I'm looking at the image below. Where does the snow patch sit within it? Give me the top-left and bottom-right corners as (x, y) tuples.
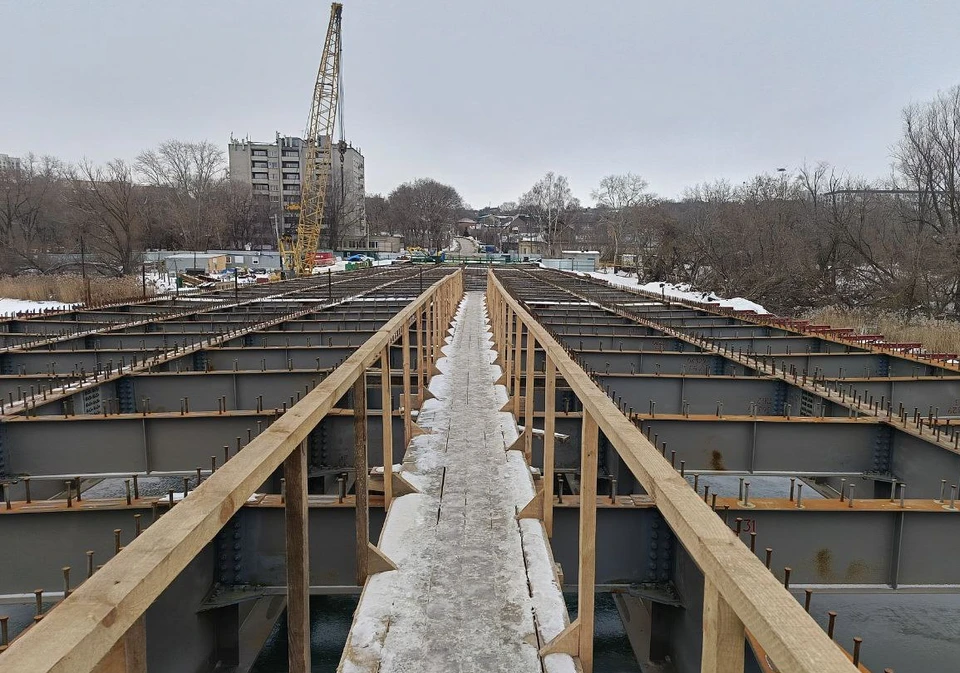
(583, 269), (770, 314)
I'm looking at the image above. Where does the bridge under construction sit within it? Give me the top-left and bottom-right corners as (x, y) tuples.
(0, 265), (958, 673)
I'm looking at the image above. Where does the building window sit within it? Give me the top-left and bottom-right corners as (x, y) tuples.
(270, 184), (279, 191)
(252, 150), (267, 157)
(282, 151), (298, 158)
(252, 161), (268, 168)
(268, 149), (277, 157)
(282, 161), (299, 169)
(268, 161), (278, 168)
(270, 195), (280, 202)
(252, 172), (268, 180)
(282, 173), (300, 181)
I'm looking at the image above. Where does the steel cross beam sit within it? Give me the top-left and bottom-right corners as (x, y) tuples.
(488, 270), (859, 673)
(520, 270), (960, 499)
(0, 269), (398, 354)
(0, 269), (462, 673)
(0, 268), (426, 420)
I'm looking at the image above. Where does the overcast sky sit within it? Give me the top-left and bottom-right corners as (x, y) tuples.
(3, 0), (960, 208)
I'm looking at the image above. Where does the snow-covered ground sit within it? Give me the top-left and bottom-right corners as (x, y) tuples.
(581, 268), (770, 314)
(0, 298), (75, 315)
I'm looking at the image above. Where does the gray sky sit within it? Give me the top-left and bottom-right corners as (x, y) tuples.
(3, 0), (960, 208)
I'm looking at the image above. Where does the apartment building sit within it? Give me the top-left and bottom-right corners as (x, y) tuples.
(227, 134), (366, 248)
(0, 154), (22, 172)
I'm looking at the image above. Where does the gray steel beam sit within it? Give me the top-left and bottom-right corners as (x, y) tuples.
(0, 411), (406, 475)
(0, 501), (386, 595)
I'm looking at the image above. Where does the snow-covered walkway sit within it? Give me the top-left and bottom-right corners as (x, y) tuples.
(339, 291), (575, 673)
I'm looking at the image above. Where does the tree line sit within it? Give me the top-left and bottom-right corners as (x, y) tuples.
(465, 85), (960, 318)
(5, 84), (960, 318)
(0, 140), (273, 276)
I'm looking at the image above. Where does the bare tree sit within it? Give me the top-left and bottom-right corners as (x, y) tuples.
(135, 140), (226, 250)
(591, 173), (655, 264)
(388, 179), (463, 250)
(68, 159), (152, 275)
(895, 85), (960, 314)
(0, 154), (66, 272)
(215, 182), (272, 250)
(519, 172), (580, 255)
(365, 194), (390, 235)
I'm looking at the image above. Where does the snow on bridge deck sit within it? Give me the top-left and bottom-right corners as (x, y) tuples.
(339, 291), (575, 673)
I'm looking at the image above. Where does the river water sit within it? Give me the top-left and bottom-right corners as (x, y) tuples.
(250, 593), (642, 672)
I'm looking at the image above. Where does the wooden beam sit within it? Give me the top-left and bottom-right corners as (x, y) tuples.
(367, 542), (397, 575)
(122, 617), (146, 673)
(524, 333), (536, 462)
(487, 270), (857, 673)
(544, 354), (557, 538)
(0, 272), (461, 673)
(380, 347), (394, 508)
(512, 320), (523, 416)
(284, 441), (310, 673)
(579, 411), (598, 673)
(539, 619), (580, 657)
(516, 489), (543, 520)
(402, 317), (412, 447)
(702, 577), (745, 673)
(504, 307), (514, 397)
(90, 615), (146, 673)
(353, 376), (369, 585)
(418, 305), (427, 404)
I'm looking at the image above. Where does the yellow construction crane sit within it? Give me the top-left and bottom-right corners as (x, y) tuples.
(279, 2), (343, 276)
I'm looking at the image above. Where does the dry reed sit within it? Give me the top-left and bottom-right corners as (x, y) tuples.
(804, 306), (960, 356)
(0, 275), (151, 304)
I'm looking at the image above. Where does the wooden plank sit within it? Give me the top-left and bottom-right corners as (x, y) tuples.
(579, 411), (598, 673)
(380, 347), (394, 507)
(544, 355), (557, 538)
(512, 320), (523, 416)
(418, 305), (427, 404)
(284, 441), (310, 673)
(504, 307), (514, 397)
(90, 640), (124, 673)
(539, 619), (580, 657)
(122, 617), (146, 673)
(0, 272), (461, 673)
(702, 577), (745, 673)
(524, 333), (535, 462)
(90, 615), (144, 673)
(487, 270), (858, 673)
(353, 376), (369, 585)
(402, 318), (412, 447)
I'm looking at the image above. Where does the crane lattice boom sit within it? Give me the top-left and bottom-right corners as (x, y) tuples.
(281, 2), (343, 275)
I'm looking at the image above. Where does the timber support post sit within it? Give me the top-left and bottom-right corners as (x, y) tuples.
(284, 440), (310, 673)
(380, 346), (394, 507)
(353, 376), (369, 584)
(544, 354), (557, 537)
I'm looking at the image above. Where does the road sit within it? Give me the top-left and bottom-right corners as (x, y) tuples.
(451, 236), (479, 255)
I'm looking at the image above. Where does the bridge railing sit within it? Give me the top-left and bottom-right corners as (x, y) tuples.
(0, 270), (463, 673)
(487, 269), (859, 673)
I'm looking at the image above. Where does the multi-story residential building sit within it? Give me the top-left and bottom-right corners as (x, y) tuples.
(0, 154), (22, 172)
(227, 134), (366, 249)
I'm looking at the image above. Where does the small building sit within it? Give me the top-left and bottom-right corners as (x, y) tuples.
(561, 250), (600, 266)
(164, 253), (228, 275)
(517, 235), (547, 258)
(368, 234), (403, 254)
(456, 218), (478, 236)
(208, 250), (283, 270)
